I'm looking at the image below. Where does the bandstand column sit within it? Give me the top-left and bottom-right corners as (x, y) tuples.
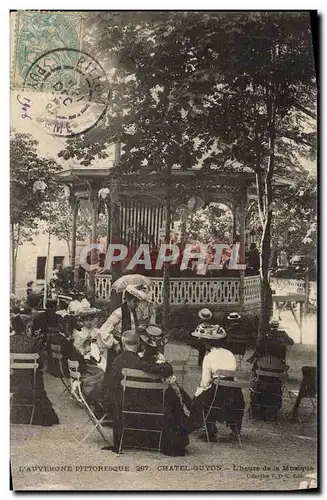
(89, 185), (99, 299)
(232, 205), (237, 241)
(239, 189), (247, 308)
(69, 194), (79, 284)
(110, 178), (123, 310)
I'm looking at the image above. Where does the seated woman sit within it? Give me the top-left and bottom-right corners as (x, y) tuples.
(139, 325), (191, 456)
(10, 315), (59, 427)
(185, 325), (245, 441)
(46, 315), (86, 378)
(73, 307), (109, 414)
(250, 320), (289, 421)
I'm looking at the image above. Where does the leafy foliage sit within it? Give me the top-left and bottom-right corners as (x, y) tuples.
(56, 12), (316, 334)
(10, 131), (60, 227)
(10, 131), (61, 292)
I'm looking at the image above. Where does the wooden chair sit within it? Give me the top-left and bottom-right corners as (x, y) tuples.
(289, 366), (316, 425)
(119, 368), (169, 454)
(201, 369), (251, 448)
(67, 360), (111, 445)
(50, 344), (70, 396)
(10, 353), (39, 425)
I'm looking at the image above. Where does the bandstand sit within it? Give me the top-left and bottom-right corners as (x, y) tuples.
(56, 163), (274, 313)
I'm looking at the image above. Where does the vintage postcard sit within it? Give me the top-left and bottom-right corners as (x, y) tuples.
(10, 10), (317, 491)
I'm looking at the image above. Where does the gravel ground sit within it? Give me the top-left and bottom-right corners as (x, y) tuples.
(11, 330), (317, 492)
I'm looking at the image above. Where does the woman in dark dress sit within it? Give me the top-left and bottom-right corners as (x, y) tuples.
(139, 326), (191, 456)
(10, 315), (59, 426)
(249, 320), (290, 421)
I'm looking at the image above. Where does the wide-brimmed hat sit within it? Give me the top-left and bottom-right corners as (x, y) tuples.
(78, 307), (100, 318)
(198, 308), (213, 321)
(140, 325), (169, 347)
(227, 312), (241, 321)
(192, 323), (227, 340)
(124, 284), (151, 302)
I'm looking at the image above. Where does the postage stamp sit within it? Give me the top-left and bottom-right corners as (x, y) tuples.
(21, 48), (110, 137)
(11, 11), (84, 89)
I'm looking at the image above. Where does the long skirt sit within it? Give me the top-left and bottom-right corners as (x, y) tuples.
(186, 384), (245, 435)
(10, 369), (59, 426)
(81, 363), (106, 406)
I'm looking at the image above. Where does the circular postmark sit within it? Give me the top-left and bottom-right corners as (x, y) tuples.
(23, 48), (110, 137)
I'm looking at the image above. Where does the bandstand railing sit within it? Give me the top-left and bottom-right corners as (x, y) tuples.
(92, 274), (262, 306)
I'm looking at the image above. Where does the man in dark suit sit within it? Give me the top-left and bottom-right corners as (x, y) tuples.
(105, 330), (173, 453)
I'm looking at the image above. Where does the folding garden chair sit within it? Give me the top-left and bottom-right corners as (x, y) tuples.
(250, 358), (288, 424)
(201, 369), (251, 448)
(67, 360), (111, 445)
(50, 344), (70, 396)
(10, 353), (39, 425)
(119, 368), (169, 454)
(289, 366), (316, 425)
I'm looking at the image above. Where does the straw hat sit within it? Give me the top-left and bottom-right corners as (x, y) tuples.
(78, 307), (100, 318)
(198, 308), (213, 321)
(140, 325), (169, 347)
(192, 324), (227, 340)
(124, 284), (151, 302)
(227, 312), (241, 321)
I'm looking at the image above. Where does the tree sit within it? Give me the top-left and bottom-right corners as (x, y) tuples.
(10, 131), (61, 293)
(182, 203), (234, 244)
(57, 12), (316, 335)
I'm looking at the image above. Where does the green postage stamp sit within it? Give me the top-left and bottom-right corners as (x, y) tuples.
(11, 11), (84, 89)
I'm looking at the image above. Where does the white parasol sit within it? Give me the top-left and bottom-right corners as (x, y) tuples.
(111, 274), (152, 294)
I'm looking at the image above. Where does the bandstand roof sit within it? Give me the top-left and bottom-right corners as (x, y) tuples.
(56, 166), (293, 208)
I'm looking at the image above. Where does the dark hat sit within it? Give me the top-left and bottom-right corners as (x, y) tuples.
(227, 312), (241, 321)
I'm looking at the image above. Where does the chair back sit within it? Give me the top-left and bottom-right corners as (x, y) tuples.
(121, 368), (169, 391)
(257, 355), (286, 371)
(50, 344), (63, 360)
(300, 366), (316, 398)
(10, 353), (39, 371)
(121, 368), (168, 417)
(213, 369), (251, 389)
(68, 359), (81, 382)
(256, 368), (286, 380)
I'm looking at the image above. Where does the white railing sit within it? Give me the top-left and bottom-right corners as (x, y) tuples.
(151, 278), (240, 306)
(244, 276), (261, 303)
(94, 275), (112, 301)
(91, 274), (262, 306)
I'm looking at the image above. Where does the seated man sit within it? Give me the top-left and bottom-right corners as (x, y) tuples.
(105, 330), (175, 454)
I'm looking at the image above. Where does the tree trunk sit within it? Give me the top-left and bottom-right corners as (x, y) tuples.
(43, 226), (51, 308)
(11, 222), (16, 294)
(66, 239), (71, 262)
(257, 120), (276, 345)
(259, 214), (273, 342)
